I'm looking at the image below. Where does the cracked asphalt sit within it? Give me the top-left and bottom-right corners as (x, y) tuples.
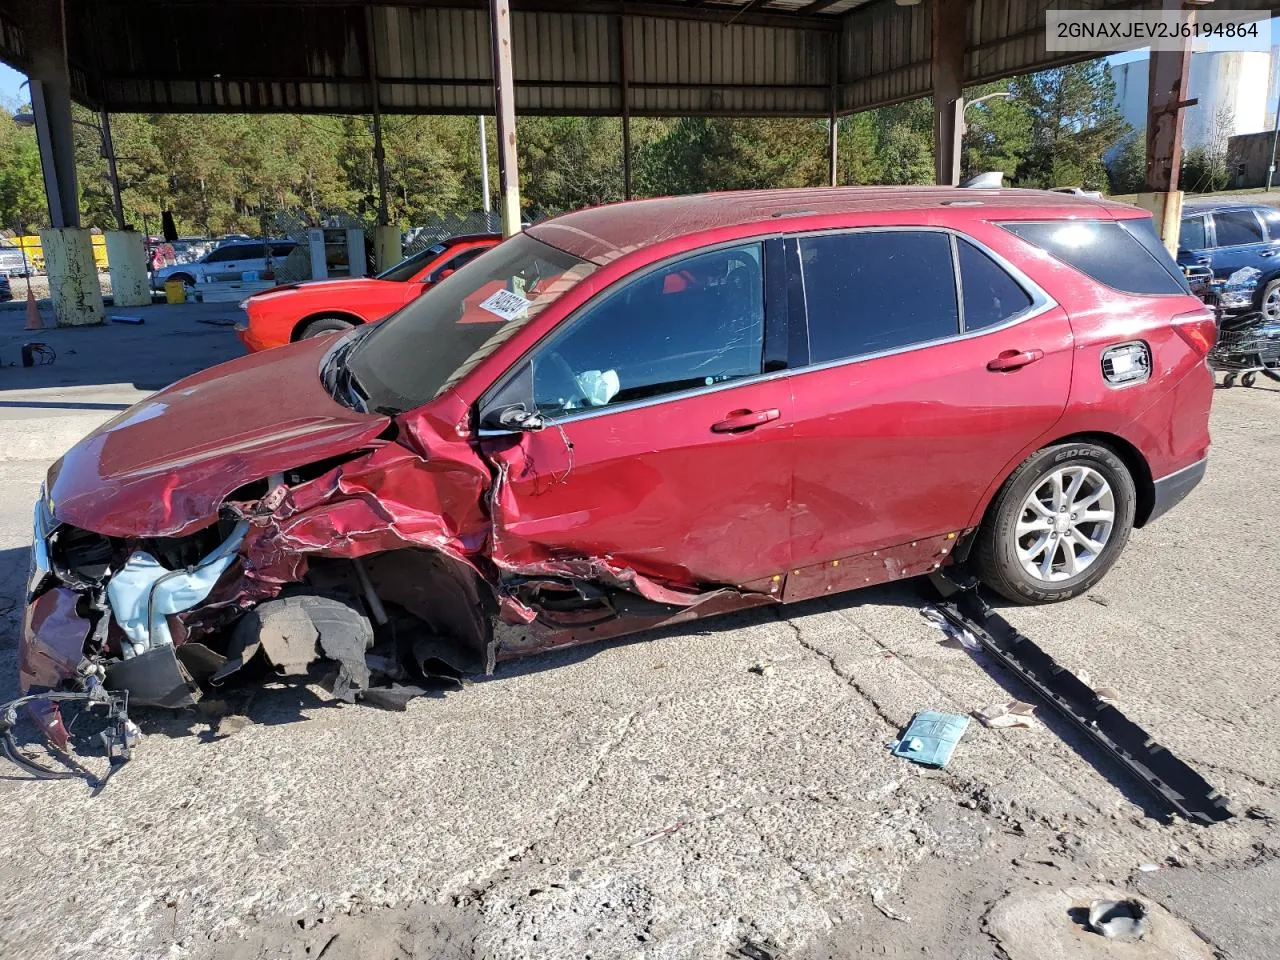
(0, 310), (1277, 959)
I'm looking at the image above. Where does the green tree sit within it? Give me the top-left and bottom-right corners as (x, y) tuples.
(1108, 133), (1146, 194)
(1010, 61), (1129, 191)
(960, 81), (1031, 181)
(0, 109), (45, 232)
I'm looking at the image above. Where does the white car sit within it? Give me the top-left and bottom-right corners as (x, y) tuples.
(151, 239), (296, 290)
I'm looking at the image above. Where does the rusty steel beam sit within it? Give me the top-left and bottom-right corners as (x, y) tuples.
(619, 12), (632, 200)
(1144, 0), (1194, 192)
(932, 0), (965, 186)
(489, 0), (521, 237)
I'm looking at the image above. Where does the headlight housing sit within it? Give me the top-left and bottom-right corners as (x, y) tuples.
(28, 484), (53, 597)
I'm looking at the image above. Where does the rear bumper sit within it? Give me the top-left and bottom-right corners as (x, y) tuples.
(1147, 456), (1207, 525)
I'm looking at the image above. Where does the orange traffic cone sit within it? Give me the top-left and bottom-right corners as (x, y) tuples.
(24, 284), (43, 331)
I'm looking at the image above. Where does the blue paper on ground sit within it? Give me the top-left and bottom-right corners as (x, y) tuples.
(891, 710), (970, 768)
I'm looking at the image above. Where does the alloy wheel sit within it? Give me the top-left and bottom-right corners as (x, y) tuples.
(1015, 465), (1115, 582)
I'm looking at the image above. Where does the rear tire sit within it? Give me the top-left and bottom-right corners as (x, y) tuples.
(974, 442), (1137, 604)
(297, 315), (356, 340)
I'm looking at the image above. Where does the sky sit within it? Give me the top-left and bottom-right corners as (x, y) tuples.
(0, 62), (25, 108)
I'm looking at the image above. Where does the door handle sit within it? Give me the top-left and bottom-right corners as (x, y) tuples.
(711, 408), (780, 432)
(1260, 250), (1278, 258)
(987, 348), (1044, 372)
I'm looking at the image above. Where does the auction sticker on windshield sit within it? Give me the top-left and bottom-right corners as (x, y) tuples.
(478, 288), (532, 322)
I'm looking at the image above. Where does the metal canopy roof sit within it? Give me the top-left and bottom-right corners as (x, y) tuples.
(0, 0), (1273, 118)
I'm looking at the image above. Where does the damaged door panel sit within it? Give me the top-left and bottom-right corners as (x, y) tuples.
(13, 190), (1214, 776)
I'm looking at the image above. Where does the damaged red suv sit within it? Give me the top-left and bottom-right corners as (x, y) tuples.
(22, 188), (1215, 730)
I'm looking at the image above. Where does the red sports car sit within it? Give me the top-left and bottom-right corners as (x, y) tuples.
(237, 233), (499, 352)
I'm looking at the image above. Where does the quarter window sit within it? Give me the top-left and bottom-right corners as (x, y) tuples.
(1213, 210), (1264, 247)
(1001, 220), (1186, 296)
(957, 240), (1033, 330)
(529, 243), (765, 417)
(798, 231), (959, 363)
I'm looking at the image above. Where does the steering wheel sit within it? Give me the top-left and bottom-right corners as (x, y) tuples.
(540, 351), (589, 412)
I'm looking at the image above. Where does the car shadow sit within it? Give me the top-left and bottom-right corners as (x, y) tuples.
(0, 540), (1204, 820)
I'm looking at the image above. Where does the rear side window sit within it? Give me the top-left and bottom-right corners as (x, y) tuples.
(270, 242), (295, 257)
(1213, 210), (1264, 246)
(798, 231), (959, 363)
(956, 240), (1033, 330)
(1001, 220), (1187, 296)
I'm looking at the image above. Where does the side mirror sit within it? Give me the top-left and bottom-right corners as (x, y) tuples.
(479, 404), (544, 433)
(428, 267), (455, 284)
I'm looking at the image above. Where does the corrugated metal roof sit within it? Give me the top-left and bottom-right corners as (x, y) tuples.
(10, 0), (1276, 119)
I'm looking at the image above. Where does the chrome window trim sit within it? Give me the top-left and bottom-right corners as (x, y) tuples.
(476, 225), (1057, 433)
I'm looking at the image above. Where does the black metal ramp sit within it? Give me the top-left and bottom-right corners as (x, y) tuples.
(927, 573), (1233, 827)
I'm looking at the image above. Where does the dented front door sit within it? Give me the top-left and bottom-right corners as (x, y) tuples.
(487, 380), (794, 588)
(483, 241), (795, 590)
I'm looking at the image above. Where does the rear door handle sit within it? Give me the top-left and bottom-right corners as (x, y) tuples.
(711, 408), (780, 432)
(1260, 250), (1278, 258)
(987, 349), (1044, 372)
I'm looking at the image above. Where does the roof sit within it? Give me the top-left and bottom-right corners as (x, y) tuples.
(1181, 197), (1276, 213)
(529, 187), (1144, 264)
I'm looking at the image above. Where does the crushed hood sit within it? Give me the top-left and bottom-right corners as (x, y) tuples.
(47, 336), (391, 538)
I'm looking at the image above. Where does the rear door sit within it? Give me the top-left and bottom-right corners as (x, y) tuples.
(1207, 208), (1271, 280)
(784, 228), (1072, 590)
(481, 240), (795, 590)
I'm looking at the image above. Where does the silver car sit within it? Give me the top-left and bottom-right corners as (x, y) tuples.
(0, 240), (31, 278)
(151, 239), (296, 290)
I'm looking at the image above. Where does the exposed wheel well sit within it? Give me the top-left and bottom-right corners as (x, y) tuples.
(974, 432), (1155, 539)
(291, 311), (364, 342)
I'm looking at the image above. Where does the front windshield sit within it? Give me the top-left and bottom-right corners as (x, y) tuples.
(344, 233), (595, 413)
(377, 244), (447, 282)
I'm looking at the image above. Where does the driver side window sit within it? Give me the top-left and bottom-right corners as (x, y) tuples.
(530, 243), (765, 417)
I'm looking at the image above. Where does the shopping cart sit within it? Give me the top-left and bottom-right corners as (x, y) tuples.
(1208, 312), (1280, 388)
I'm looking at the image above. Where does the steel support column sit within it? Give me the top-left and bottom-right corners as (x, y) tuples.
(828, 33), (839, 187)
(619, 14), (632, 201)
(1140, 0), (1197, 249)
(932, 0), (966, 186)
(490, 0), (522, 237)
(26, 0), (79, 230)
(100, 109), (125, 231)
(365, 8), (390, 226)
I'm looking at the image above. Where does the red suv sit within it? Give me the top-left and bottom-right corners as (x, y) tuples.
(23, 188), (1214, 718)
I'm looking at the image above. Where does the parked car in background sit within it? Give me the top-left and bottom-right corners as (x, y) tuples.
(237, 233), (499, 351)
(1177, 200), (1280, 318)
(151, 239), (297, 290)
(0, 239), (31, 278)
(22, 188), (1215, 724)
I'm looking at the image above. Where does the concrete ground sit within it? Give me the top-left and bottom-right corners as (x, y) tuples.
(0, 308), (1277, 960)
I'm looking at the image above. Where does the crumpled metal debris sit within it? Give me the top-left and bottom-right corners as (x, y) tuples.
(974, 700), (1038, 729)
(919, 605), (981, 652)
(1087, 898), (1148, 942)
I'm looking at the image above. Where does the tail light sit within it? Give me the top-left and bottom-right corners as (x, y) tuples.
(1171, 309), (1217, 358)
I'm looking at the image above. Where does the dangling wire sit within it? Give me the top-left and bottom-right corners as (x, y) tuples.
(539, 414), (575, 485)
